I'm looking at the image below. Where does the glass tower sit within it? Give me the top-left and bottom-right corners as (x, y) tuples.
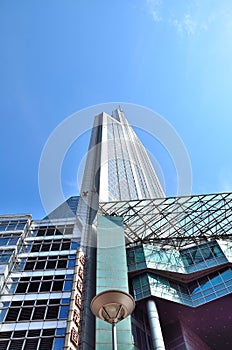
(96, 108), (164, 201)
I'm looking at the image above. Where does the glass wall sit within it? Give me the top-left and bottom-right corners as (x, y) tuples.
(127, 241), (228, 274)
(0, 220), (79, 350)
(131, 267), (232, 307)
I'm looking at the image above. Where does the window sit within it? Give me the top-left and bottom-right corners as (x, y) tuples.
(0, 220), (27, 232)
(35, 225), (74, 237)
(0, 250), (14, 264)
(31, 239), (71, 253)
(181, 241), (225, 267)
(0, 234), (21, 247)
(4, 298), (69, 322)
(0, 328), (65, 350)
(13, 274), (73, 294)
(24, 255), (75, 271)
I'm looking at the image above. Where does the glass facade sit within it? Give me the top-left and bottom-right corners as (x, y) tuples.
(105, 110), (164, 201)
(0, 212), (80, 350)
(127, 241), (227, 274)
(127, 240), (232, 308)
(131, 267), (232, 307)
(95, 215), (134, 350)
(0, 219), (28, 232)
(0, 328), (66, 350)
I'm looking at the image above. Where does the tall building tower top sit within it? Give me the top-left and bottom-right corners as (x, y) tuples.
(80, 108), (165, 204)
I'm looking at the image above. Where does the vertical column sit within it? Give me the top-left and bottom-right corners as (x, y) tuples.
(96, 215), (134, 349)
(146, 299), (165, 350)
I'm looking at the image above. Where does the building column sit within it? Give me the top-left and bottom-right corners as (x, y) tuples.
(146, 299), (165, 350)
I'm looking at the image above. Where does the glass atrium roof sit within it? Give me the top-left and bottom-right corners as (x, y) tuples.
(99, 192), (232, 249)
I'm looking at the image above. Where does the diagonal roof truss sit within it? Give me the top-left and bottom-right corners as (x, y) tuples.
(99, 192), (232, 249)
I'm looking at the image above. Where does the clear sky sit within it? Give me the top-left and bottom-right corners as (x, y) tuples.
(1, 0), (232, 219)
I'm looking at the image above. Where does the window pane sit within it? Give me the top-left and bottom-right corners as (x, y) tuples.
(53, 337), (65, 350)
(32, 307), (46, 320)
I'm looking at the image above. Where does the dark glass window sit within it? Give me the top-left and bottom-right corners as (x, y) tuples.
(32, 307), (46, 320)
(0, 340), (8, 350)
(0, 328), (59, 350)
(5, 308), (20, 321)
(46, 306), (59, 319)
(28, 330), (40, 337)
(40, 281), (52, 292)
(18, 307), (33, 321)
(39, 338), (53, 350)
(24, 339), (39, 348)
(35, 225), (74, 237)
(9, 339), (24, 350)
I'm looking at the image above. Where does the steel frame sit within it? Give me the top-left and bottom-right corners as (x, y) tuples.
(99, 192), (232, 249)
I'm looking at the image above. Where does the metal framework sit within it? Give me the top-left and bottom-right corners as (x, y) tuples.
(99, 192), (232, 249)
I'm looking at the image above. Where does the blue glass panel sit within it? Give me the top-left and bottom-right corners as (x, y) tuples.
(225, 278), (232, 286)
(56, 328), (66, 336)
(210, 272), (223, 285)
(213, 283), (226, 292)
(211, 244), (224, 257)
(191, 291), (203, 300)
(7, 224), (17, 230)
(216, 289), (227, 297)
(16, 223), (26, 230)
(198, 276), (212, 291)
(0, 239), (8, 246)
(61, 298), (70, 305)
(9, 237), (19, 245)
(0, 309), (7, 322)
(181, 251), (194, 266)
(205, 294), (216, 302)
(71, 242), (79, 250)
(0, 255), (11, 263)
(59, 306), (69, 319)
(67, 259), (75, 268)
(220, 268), (232, 281)
(133, 279), (141, 288)
(53, 337), (65, 350)
(63, 280), (72, 291)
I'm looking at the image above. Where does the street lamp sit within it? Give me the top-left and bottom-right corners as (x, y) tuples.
(91, 290), (135, 350)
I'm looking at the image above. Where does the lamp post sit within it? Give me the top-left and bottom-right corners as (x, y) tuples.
(91, 290), (135, 350)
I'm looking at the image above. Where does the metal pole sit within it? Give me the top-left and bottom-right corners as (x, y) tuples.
(112, 322), (117, 350)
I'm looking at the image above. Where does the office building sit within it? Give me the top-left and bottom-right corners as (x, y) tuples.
(0, 109), (231, 349)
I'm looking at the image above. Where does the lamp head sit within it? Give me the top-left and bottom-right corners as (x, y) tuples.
(91, 290), (135, 324)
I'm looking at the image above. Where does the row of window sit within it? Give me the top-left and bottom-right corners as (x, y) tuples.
(127, 241), (226, 270)
(3, 274), (73, 295)
(0, 328), (65, 350)
(3, 298), (69, 322)
(181, 241), (224, 266)
(127, 246), (145, 266)
(0, 234), (21, 248)
(34, 225), (74, 237)
(0, 250), (14, 264)
(30, 239), (71, 253)
(0, 220), (27, 232)
(20, 254), (76, 271)
(132, 268), (232, 306)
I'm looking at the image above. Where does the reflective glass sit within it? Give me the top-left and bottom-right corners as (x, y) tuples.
(53, 337), (65, 350)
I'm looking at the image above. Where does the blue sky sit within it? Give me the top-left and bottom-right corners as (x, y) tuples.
(1, 0), (232, 218)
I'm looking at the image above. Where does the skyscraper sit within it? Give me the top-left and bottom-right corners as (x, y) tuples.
(0, 109), (232, 349)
